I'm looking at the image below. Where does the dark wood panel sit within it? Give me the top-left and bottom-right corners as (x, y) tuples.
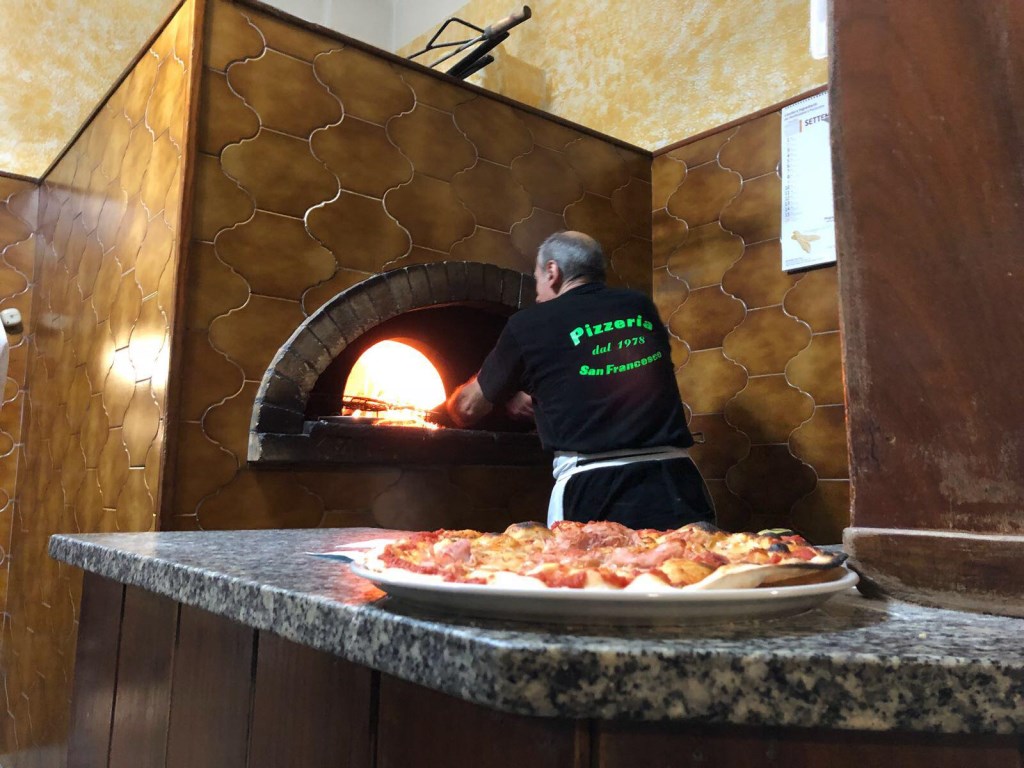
(247, 631), (374, 768)
(165, 605), (255, 768)
(377, 674), (587, 768)
(831, 0), (1024, 534)
(67, 574), (125, 768)
(597, 722), (1023, 768)
(845, 527), (1024, 615)
(108, 587), (179, 768)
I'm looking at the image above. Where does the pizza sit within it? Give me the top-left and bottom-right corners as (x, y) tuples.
(351, 520), (847, 591)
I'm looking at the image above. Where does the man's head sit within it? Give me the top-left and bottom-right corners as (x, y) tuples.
(534, 231), (606, 302)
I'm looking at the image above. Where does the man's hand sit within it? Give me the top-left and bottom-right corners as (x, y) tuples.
(504, 391), (534, 422)
(446, 377), (493, 428)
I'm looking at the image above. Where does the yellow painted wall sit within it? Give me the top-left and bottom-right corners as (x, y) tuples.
(0, 0), (180, 177)
(399, 0), (827, 150)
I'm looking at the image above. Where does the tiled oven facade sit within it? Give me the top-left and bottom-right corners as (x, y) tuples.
(0, 2), (195, 759)
(168, 0), (653, 533)
(652, 111), (848, 543)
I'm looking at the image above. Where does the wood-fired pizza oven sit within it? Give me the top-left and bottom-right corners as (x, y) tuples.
(248, 262), (548, 467)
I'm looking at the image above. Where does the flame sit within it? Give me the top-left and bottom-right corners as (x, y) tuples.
(342, 340), (446, 428)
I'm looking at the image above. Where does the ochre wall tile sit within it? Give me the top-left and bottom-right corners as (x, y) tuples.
(208, 295), (306, 380)
(179, 331), (246, 421)
(510, 208), (567, 262)
(666, 162), (742, 227)
(452, 161), (533, 232)
(675, 349), (747, 415)
(397, 69), (476, 112)
(687, 414), (750, 478)
(383, 174), (474, 252)
(309, 190), (411, 270)
(651, 157), (686, 211)
(651, 208), (688, 269)
(724, 376), (815, 444)
(718, 113), (781, 178)
(783, 268), (840, 333)
(184, 241), (250, 330)
(722, 306), (811, 375)
(198, 472), (323, 529)
(122, 382), (162, 467)
(726, 445), (818, 524)
(610, 239), (654, 293)
(511, 147), (584, 213)
(314, 48), (415, 125)
(192, 153), (255, 242)
(564, 137), (632, 198)
(314, 115), (418, 195)
(204, 0), (263, 71)
(721, 240), (796, 308)
(786, 331), (844, 405)
(198, 70), (260, 155)
(371, 470), (472, 531)
(517, 112), (584, 152)
(666, 131), (735, 167)
(136, 218), (176, 299)
(668, 286), (745, 352)
(564, 193), (631, 254)
(790, 405), (849, 480)
(246, 9), (340, 60)
(652, 267), (688, 329)
(174, 422), (241, 516)
(215, 212), (336, 301)
(704, 479), (752, 533)
(203, 381), (258, 461)
(227, 50), (341, 137)
(302, 268), (373, 315)
(719, 173), (782, 244)
(386, 107), (474, 182)
(453, 99), (534, 166)
(790, 480), (850, 543)
(109, 277), (144, 349)
(449, 228), (532, 273)
(611, 179), (653, 239)
(221, 130), (338, 218)
(666, 222), (743, 289)
(129, 299), (168, 381)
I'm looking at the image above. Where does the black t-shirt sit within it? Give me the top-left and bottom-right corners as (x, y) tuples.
(476, 282), (694, 453)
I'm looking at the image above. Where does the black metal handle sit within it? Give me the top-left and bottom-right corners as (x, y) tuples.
(485, 6), (531, 37)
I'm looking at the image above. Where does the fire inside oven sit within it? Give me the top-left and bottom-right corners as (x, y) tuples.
(306, 304), (531, 433)
(340, 340), (446, 428)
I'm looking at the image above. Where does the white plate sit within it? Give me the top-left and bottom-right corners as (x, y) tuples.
(347, 561), (860, 625)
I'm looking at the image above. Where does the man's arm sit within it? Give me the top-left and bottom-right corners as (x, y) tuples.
(504, 390), (534, 422)
(446, 376), (494, 427)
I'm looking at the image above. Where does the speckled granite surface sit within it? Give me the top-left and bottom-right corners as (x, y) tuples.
(49, 528), (1024, 734)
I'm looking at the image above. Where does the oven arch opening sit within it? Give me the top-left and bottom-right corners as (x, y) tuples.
(249, 261), (547, 466)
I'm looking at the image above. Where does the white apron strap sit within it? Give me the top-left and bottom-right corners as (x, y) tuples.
(546, 446), (690, 527)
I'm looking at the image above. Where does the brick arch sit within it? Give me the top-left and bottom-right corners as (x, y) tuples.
(249, 262), (535, 447)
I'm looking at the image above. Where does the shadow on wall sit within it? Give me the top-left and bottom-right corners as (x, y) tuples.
(651, 110), (848, 544)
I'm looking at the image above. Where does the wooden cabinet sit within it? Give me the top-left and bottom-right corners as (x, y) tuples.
(68, 574), (1023, 767)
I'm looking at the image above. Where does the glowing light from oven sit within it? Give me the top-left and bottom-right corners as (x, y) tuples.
(342, 340), (445, 427)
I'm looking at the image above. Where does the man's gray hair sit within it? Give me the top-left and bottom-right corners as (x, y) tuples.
(538, 231), (606, 283)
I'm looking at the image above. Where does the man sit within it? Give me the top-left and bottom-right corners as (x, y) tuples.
(447, 231), (714, 530)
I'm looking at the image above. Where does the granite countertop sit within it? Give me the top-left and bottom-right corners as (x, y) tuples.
(49, 528), (1024, 735)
